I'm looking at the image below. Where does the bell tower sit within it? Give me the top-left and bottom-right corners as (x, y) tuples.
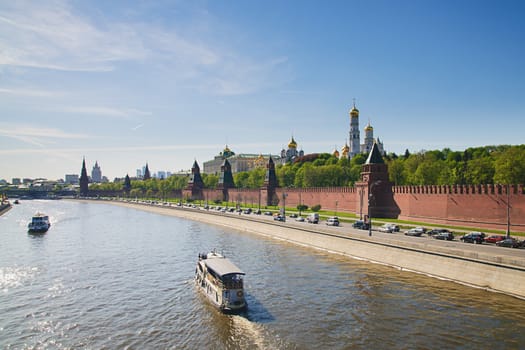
(349, 100), (360, 158)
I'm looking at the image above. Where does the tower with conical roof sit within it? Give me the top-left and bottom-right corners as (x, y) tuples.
(123, 174), (131, 195)
(143, 163), (151, 180)
(218, 158), (234, 201)
(187, 160), (204, 199)
(79, 157), (89, 197)
(355, 142), (399, 219)
(263, 156), (279, 206)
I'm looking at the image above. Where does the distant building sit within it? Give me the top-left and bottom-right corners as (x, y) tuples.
(280, 136), (304, 163)
(12, 178), (21, 185)
(91, 161), (102, 183)
(65, 174), (79, 185)
(143, 163), (151, 180)
(203, 145), (281, 175)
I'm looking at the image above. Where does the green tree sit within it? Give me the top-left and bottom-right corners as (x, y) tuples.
(494, 146), (525, 184)
(203, 174), (219, 189)
(388, 158), (405, 185)
(465, 157), (495, 184)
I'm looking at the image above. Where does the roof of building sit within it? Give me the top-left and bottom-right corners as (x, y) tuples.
(365, 142), (384, 164)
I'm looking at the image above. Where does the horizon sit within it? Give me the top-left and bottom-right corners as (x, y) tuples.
(1, 1), (524, 181)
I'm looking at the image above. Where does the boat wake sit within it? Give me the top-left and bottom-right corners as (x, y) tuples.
(230, 315), (290, 349)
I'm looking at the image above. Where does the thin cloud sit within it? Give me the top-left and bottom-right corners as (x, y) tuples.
(58, 106), (152, 119)
(0, 1), (291, 95)
(0, 87), (64, 97)
(0, 124), (91, 148)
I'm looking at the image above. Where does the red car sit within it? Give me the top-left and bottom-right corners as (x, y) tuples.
(484, 235), (506, 244)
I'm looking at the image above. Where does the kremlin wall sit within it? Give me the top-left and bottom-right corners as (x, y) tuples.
(83, 103), (525, 233)
(192, 183), (524, 232)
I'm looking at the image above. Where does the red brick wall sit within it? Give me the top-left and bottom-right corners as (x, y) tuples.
(393, 184), (525, 231)
(188, 185), (524, 231)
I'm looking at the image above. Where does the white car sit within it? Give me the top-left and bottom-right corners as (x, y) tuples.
(379, 223), (399, 233)
(326, 217), (340, 226)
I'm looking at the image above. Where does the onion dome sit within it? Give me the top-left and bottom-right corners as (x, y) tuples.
(365, 122), (373, 132)
(349, 103), (359, 118)
(341, 143), (349, 153)
(222, 145), (235, 158)
(288, 137), (297, 149)
(333, 148), (340, 158)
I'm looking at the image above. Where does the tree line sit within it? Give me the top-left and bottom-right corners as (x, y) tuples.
(89, 144), (525, 194)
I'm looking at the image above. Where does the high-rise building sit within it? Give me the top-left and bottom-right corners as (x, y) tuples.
(91, 161), (102, 183)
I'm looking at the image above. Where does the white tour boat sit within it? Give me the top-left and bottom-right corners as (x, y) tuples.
(195, 250), (247, 312)
(27, 213), (51, 233)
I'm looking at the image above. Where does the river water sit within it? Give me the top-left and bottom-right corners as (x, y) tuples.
(1, 200), (524, 349)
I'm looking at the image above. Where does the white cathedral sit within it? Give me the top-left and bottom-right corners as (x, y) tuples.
(336, 102), (385, 159)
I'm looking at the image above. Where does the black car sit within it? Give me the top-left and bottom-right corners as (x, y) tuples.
(496, 238), (520, 248)
(427, 228), (451, 236)
(352, 220), (369, 230)
(433, 232), (454, 240)
(460, 232), (485, 244)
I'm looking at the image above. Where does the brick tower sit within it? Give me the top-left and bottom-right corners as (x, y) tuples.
(79, 157), (89, 197)
(217, 158), (234, 202)
(355, 142), (400, 218)
(187, 160), (204, 200)
(263, 156), (278, 206)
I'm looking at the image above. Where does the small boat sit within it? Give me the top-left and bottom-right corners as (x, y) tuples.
(195, 250), (247, 312)
(27, 213), (51, 233)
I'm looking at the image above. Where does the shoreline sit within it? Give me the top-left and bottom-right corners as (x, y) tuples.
(0, 202), (12, 216)
(83, 199), (525, 300)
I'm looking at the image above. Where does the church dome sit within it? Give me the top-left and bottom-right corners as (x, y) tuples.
(365, 123), (373, 131)
(349, 106), (359, 118)
(341, 143), (349, 153)
(333, 149), (340, 158)
(222, 145), (235, 158)
(288, 137), (297, 149)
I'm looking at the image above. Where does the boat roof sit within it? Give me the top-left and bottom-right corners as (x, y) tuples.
(204, 257), (245, 277)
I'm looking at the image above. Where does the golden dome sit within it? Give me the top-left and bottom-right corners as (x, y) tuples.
(341, 143), (349, 152)
(222, 145), (234, 158)
(288, 137), (297, 149)
(365, 123), (373, 131)
(350, 106), (359, 118)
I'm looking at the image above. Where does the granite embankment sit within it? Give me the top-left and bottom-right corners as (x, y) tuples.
(98, 200), (525, 299)
(0, 202), (12, 216)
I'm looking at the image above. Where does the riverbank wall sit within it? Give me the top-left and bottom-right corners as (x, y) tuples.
(94, 200), (525, 299)
(0, 202), (12, 216)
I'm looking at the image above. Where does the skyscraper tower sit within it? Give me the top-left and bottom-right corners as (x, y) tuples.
(349, 100), (360, 158)
(91, 161), (102, 183)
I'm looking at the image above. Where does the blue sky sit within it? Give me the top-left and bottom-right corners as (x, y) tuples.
(1, 0), (524, 181)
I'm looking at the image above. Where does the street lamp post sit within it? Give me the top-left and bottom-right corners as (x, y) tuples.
(367, 180), (380, 237)
(282, 192), (287, 222)
(506, 183), (511, 239)
(359, 187), (364, 220)
(335, 201), (338, 217)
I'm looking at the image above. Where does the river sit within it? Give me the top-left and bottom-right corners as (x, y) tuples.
(1, 200), (524, 349)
